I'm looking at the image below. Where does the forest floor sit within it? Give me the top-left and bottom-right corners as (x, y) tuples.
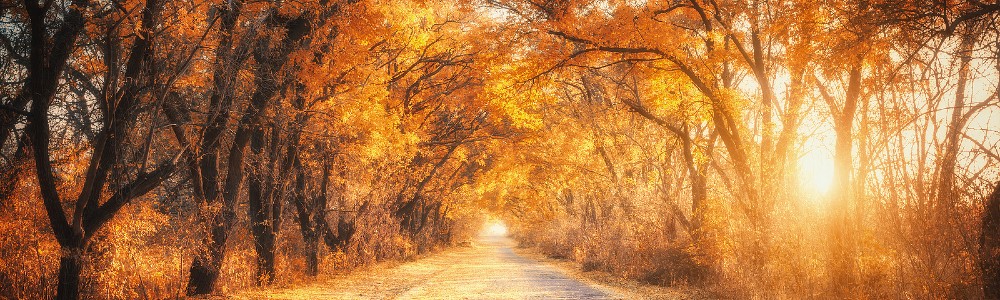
(227, 235), (702, 299)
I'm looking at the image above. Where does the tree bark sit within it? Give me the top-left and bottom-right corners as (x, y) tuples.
(292, 157), (322, 277)
(681, 128), (708, 232)
(303, 229), (320, 277)
(981, 182), (1000, 299)
(937, 32), (975, 218)
(187, 253), (221, 295)
(56, 248), (84, 300)
(249, 168), (278, 284)
(248, 126), (280, 285)
(827, 59), (864, 293)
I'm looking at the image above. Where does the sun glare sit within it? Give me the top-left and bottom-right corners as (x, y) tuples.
(483, 220), (508, 237)
(799, 148), (835, 197)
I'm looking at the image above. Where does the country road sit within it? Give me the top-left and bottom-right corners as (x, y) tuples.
(236, 236), (630, 299)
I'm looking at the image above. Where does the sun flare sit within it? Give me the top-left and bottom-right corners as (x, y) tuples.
(799, 148), (835, 197)
(483, 220), (509, 237)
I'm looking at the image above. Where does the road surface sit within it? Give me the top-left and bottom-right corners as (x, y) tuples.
(242, 236), (626, 299)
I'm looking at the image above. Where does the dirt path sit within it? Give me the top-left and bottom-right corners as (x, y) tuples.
(236, 236), (626, 299)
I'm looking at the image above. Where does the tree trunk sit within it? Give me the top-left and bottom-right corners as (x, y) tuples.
(256, 240), (276, 284)
(304, 230), (320, 277)
(981, 183), (1000, 299)
(829, 60), (863, 294)
(396, 142), (461, 235)
(55, 247), (84, 300)
(937, 32), (974, 219)
(681, 129), (708, 232)
(183, 1), (243, 295)
(830, 119), (856, 289)
(186, 8), (302, 292)
(291, 157), (322, 277)
(248, 126), (278, 285)
(249, 210), (277, 284)
(187, 256), (219, 295)
(250, 215), (277, 284)
(187, 213), (232, 295)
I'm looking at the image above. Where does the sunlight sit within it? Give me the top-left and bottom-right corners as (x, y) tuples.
(798, 148), (835, 197)
(482, 220), (508, 237)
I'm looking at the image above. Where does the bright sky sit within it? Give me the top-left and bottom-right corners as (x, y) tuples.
(482, 219), (509, 236)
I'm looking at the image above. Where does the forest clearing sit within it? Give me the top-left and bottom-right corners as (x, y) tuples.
(1, 0), (1000, 299)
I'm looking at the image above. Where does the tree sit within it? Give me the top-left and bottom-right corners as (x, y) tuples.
(19, 0), (182, 298)
(180, 1), (321, 292)
(290, 151), (358, 276)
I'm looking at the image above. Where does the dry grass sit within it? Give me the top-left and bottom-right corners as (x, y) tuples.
(0, 179), (471, 299)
